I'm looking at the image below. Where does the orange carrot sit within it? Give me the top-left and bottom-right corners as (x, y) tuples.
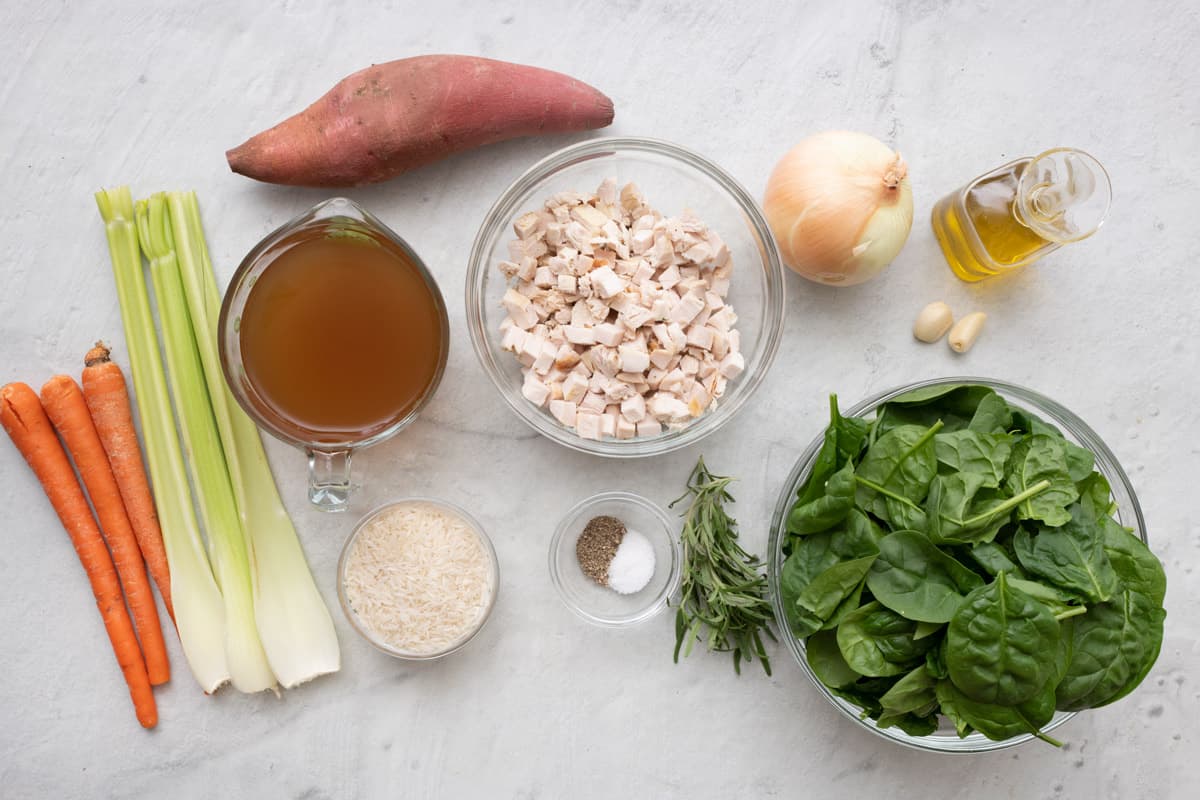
(81, 343), (174, 622)
(40, 375), (171, 687)
(1, 382), (157, 728)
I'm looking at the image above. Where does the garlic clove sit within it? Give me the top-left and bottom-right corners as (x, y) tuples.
(948, 312), (987, 353)
(913, 301), (955, 343)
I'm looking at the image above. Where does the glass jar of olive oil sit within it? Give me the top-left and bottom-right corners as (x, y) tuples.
(932, 148), (1111, 282)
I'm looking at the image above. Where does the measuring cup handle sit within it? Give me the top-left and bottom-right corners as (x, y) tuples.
(306, 448), (353, 512)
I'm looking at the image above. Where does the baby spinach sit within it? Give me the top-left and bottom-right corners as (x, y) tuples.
(946, 572), (1060, 706)
(934, 429), (1013, 486)
(837, 602), (930, 677)
(854, 423), (941, 525)
(1013, 511), (1119, 604)
(1006, 435), (1079, 526)
(785, 386), (1168, 745)
(788, 461), (855, 535)
(1055, 589), (1166, 711)
(867, 532), (984, 623)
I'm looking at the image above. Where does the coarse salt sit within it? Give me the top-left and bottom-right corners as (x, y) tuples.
(607, 528), (656, 595)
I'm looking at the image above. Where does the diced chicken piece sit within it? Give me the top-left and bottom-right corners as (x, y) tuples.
(686, 325), (714, 350)
(508, 236), (547, 262)
(648, 348), (674, 370)
(517, 257), (538, 281)
(575, 411), (603, 440)
(630, 228), (655, 255)
(728, 329), (741, 354)
(593, 322), (625, 347)
(553, 307), (572, 325)
(554, 344), (581, 371)
(686, 383), (712, 417)
(690, 307), (711, 330)
(650, 235), (675, 268)
(710, 328), (729, 359)
(549, 191), (587, 208)
(498, 260), (520, 279)
(590, 345), (622, 376)
(707, 231), (730, 268)
(571, 203), (610, 231)
(585, 297), (611, 321)
(565, 221), (593, 251)
(659, 368), (687, 394)
(620, 182), (644, 212)
(589, 265), (626, 299)
(618, 343), (650, 373)
(534, 266), (555, 288)
(669, 292), (706, 326)
(680, 354), (700, 376)
(636, 419), (662, 438)
(533, 340), (558, 375)
(632, 259), (656, 283)
(698, 355), (719, 379)
(501, 326), (527, 354)
(579, 392), (607, 415)
(562, 370), (589, 403)
(522, 375), (551, 407)
(616, 416), (637, 440)
(600, 407), (618, 438)
(615, 371), (644, 383)
(648, 392), (689, 421)
(678, 266), (701, 281)
(520, 332), (545, 363)
(620, 393), (646, 422)
(513, 211), (542, 240)
(707, 306), (734, 332)
(557, 274), (577, 294)
(705, 291), (724, 310)
(549, 399), (577, 427)
(667, 323), (689, 352)
(614, 259), (638, 277)
(576, 275), (593, 298)
(502, 288), (537, 329)
(620, 305), (654, 331)
(516, 280), (539, 298)
(563, 325), (596, 346)
(682, 241), (711, 265)
(545, 222), (565, 247)
(658, 264), (681, 290)
(719, 351), (745, 379)
(604, 380), (636, 402)
(596, 178), (618, 206)
(714, 375), (728, 397)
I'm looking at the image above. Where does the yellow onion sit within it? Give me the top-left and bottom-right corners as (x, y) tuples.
(763, 131), (913, 286)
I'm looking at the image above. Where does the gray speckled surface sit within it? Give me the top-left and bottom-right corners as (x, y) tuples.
(2, 1), (1197, 797)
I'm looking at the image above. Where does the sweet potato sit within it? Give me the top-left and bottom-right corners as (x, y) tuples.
(226, 55), (615, 187)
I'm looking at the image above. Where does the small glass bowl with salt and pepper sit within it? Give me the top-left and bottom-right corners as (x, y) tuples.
(548, 491), (681, 627)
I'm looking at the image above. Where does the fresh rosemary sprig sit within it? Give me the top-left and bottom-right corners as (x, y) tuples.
(671, 457), (776, 675)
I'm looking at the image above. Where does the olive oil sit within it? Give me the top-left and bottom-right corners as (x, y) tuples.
(932, 149), (1112, 282)
(237, 225), (446, 445)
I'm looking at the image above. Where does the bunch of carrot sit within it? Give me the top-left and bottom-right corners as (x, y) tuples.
(1, 344), (172, 728)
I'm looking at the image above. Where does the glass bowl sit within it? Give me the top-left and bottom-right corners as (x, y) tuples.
(466, 137), (786, 457)
(549, 491), (681, 626)
(767, 377), (1148, 753)
(337, 497), (499, 660)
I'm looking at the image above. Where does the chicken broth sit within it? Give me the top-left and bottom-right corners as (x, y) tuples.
(237, 225), (445, 444)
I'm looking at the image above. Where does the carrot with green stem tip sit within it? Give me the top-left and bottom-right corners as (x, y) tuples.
(0, 382), (157, 727)
(40, 375), (171, 686)
(82, 342), (174, 622)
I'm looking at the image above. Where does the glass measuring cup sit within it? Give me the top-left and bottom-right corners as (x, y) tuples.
(218, 198), (449, 511)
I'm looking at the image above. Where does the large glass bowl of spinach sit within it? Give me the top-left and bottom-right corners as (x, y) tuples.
(767, 378), (1165, 753)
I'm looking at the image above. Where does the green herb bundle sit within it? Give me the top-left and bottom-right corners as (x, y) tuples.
(781, 385), (1167, 744)
(673, 458), (776, 675)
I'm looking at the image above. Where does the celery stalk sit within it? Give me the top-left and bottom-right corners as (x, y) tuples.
(165, 191), (340, 688)
(136, 194), (277, 693)
(94, 187), (230, 693)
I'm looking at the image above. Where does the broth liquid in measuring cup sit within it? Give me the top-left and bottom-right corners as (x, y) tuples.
(238, 227), (444, 444)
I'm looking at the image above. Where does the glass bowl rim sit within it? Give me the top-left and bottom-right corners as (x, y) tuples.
(464, 135), (786, 458)
(337, 496), (500, 661)
(766, 376), (1147, 754)
(548, 489), (682, 627)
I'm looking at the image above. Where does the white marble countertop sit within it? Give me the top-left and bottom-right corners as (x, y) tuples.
(2, 1), (1197, 797)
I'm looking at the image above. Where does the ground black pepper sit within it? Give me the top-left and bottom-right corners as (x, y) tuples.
(576, 515), (627, 586)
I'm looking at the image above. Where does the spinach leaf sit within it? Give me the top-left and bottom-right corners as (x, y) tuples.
(946, 572), (1061, 705)
(876, 711), (940, 736)
(779, 537), (840, 634)
(913, 620), (944, 640)
(805, 629), (860, 688)
(968, 392), (1014, 434)
(1055, 589), (1166, 711)
(925, 474), (1013, 545)
(1005, 435), (1079, 527)
(837, 602), (927, 677)
(790, 556), (877, 637)
(1064, 442), (1096, 483)
(1100, 518), (1166, 607)
(888, 383), (995, 414)
(795, 396), (869, 506)
(968, 541), (1026, 578)
(854, 423), (941, 525)
(867, 531), (985, 623)
(835, 508), (886, 558)
(1077, 472), (1117, 519)
(925, 637), (950, 679)
(934, 430), (1014, 487)
(936, 680), (1060, 745)
(788, 460), (855, 535)
(880, 664), (938, 716)
(1013, 512), (1119, 604)
(1007, 577), (1086, 619)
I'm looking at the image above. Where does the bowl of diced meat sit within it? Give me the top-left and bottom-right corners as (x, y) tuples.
(466, 137), (786, 456)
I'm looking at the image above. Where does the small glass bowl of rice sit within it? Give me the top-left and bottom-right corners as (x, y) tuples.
(337, 498), (499, 660)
